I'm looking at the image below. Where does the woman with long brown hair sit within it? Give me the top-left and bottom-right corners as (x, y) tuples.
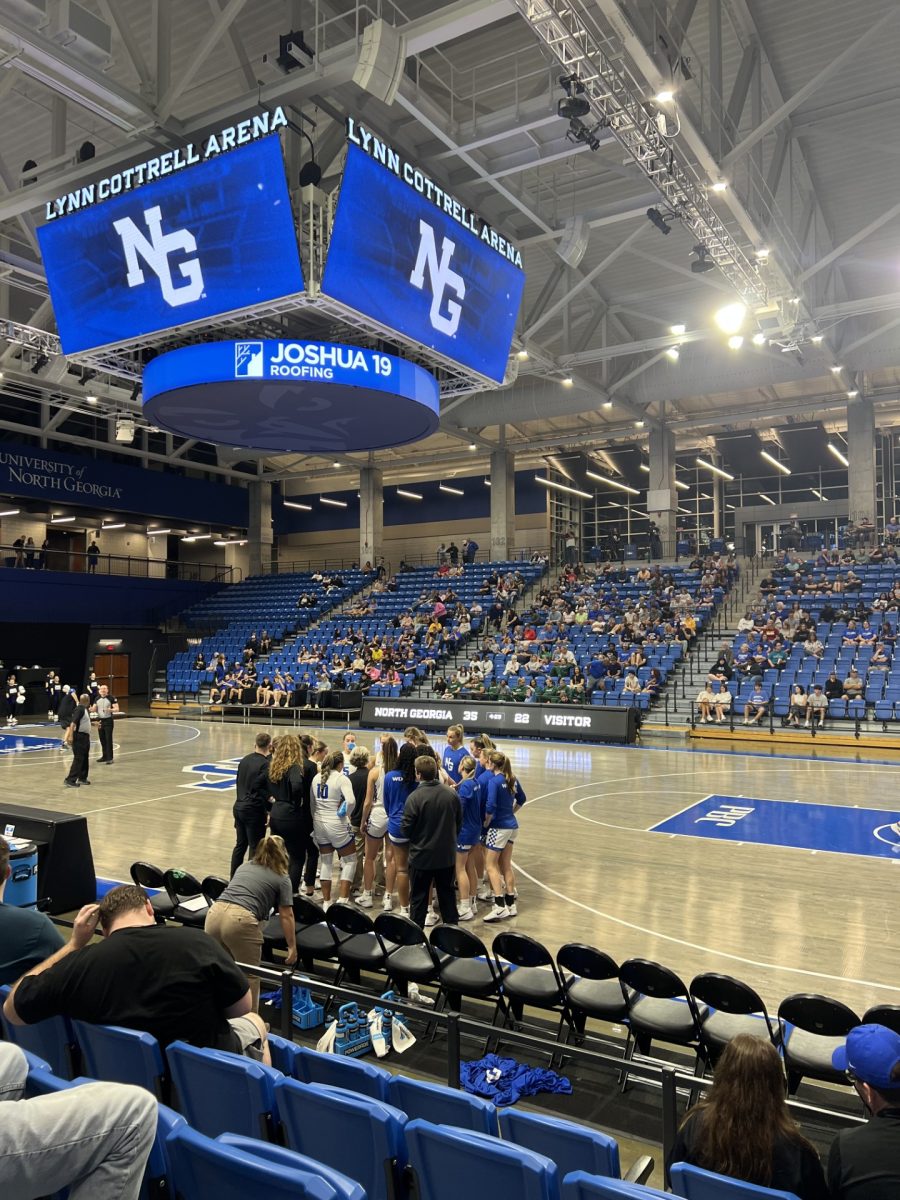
(357, 735), (396, 910)
(268, 734), (315, 894)
(205, 835), (296, 1009)
(666, 1034), (827, 1198)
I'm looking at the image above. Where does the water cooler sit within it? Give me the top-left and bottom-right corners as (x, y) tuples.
(5, 838), (38, 908)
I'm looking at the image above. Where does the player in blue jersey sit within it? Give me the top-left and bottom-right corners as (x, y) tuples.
(482, 751), (526, 923)
(455, 756), (483, 921)
(441, 723), (467, 786)
(382, 741), (419, 917)
(468, 734), (496, 899)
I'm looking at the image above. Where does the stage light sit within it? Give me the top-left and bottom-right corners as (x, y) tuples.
(29, 353), (48, 374)
(711, 180), (728, 192)
(665, 346), (680, 361)
(696, 456), (734, 481)
(86, 394), (98, 404)
(646, 207), (672, 235)
(516, 349), (529, 360)
(751, 332), (766, 346)
(761, 449), (790, 475)
(561, 376), (574, 386)
(715, 303), (746, 334)
(602, 400), (613, 409)
(655, 89), (674, 103)
(670, 323), (686, 336)
(810, 334), (823, 344)
(830, 365), (843, 373)
(756, 246), (770, 259)
(691, 244), (716, 274)
(827, 442), (849, 467)
(22, 160), (37, 185)
(558, 74), (591, 120)
(634, 419), (644, 427)
(727, 335), (744, 350)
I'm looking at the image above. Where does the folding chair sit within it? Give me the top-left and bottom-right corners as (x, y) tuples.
(778, 992), (860, 1094)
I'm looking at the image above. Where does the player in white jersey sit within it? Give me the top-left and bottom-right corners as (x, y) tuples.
(312, 750), (357, 907)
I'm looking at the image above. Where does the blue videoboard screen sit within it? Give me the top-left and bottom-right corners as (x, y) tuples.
(321, 139), (525, 383)
(37, 136), (304, 354)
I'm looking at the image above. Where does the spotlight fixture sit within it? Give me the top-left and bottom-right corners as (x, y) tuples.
(115, 416), (135, 443)
(86, 394), (98, 405)
(654, 89), (675, 103)
(297, 129), (321, 187)
(751, 332), (766, 346)
(670, 323), (686, 336)
(602, 400), (613, 410)
(810, 335), (823, 345)
(756, 246), (770, 260)
(714, 303), (746, 335)
(727, 335), (744, 350)
(691, 244), (716, 273)
(22, 159), (37, 185)
(557, 73), (590, 120)
(561, 376), (573, 387)
(830, 365), (843, 374)
(646, 207), (672, 236)
(29, 353), (48, 374)
(79, 368), (97, 386)
(665, 346), (680, 361)
(468, 443), (477, 451)
(130, 381), (141, 402)
(565, 116), (607, 151)
(516, 349), (529, 360)
(710, 180), (728, 192)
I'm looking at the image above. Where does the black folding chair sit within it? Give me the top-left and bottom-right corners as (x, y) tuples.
(429, 924), (509, 1045)
(619, 958), (707, 1091)
(325, 903), (388, 988)
(557, 943), (628, 1044)
(690, 972), (781, 1068)
(778, 992), (860, 1094)
(162, 868), (209, 928)
(492, 932), (574, 1056)
(863, 1004), (900, 1037)
(375, 912), (445, 997)
(129, 861), (175, 922)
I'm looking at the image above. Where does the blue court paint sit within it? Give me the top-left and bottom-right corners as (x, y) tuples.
(180, 758), (241, 790)
(0, 733), (63, 755)
(651, 795), (900, 861)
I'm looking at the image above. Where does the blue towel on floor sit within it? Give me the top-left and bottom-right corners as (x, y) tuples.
(460, 1053), (573, 1106)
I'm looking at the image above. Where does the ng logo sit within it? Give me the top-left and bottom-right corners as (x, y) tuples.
(409, 219), (465, 337)
(235, 341), (264, 377)
(112, 204), (204, 308)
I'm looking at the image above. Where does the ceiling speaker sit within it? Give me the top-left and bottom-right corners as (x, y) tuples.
(557, 215), (589, 268)
(353, 19), (406, 106)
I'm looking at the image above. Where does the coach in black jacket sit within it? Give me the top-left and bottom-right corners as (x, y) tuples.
(401, 756), (461, 928)
(230, 732), (272, 876)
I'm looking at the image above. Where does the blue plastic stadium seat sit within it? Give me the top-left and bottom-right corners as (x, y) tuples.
(406, 1119), (556, 1200)
(291, 1044), (392, 1101)
(72, 1020), (167, 1098)
(388, 1074), (498, 1135)
(167, 1126), (362, 1200)
(166, 1041), (281, 1140)
(562, 1173), (670, 1199)
(0, 985), (76, 1079)
(276, 1076), (407, 1200)
(499, 1109), (627, 1180)
(669, 1162), (802, 1199)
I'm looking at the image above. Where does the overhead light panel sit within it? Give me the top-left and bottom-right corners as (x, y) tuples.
(670, 324), (686, 336)
(320, 496), (348, 508)
(696, 456), (734, 481)
(665, 346), (680, 361)
(396, 488), (423, 500)
(534, 476), (591, 499)
(751, 332), (766, 346)
(758, 493), (776, 505)
(558, 73), (591, 119)
(101, 522), (126, 530)
(147, 528), (172, 535)
(727, 335), (744, 350)
(0, 508), (20, 516)
(283, 500), (313, 511)
(50, 516), (76, 524)
(585, 469), (641, 495)
(439, 483), (464, 496)
(760, 449), (790, 475)
(827, 442), (849, 467)
(714, 303), (746, 335)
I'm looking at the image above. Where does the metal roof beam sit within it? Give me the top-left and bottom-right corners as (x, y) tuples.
(155, 0), (248, 121)
(800, 201), (900, 283)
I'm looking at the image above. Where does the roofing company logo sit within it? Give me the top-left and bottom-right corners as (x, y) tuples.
(409, 218), (465, 337)
(112, 204), (205, 308)
(235, 341), (264, 378)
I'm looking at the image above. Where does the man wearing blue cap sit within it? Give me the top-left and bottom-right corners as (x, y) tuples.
(829, 1023), (900, 1197)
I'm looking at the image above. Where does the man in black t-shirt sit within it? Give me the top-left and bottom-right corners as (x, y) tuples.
(830, 1023), (900, 1198)
(231, 732), (272, 876)
(3, 884), (269, 1062)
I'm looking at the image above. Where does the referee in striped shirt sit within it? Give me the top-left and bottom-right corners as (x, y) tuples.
(92, 685), (119, 764)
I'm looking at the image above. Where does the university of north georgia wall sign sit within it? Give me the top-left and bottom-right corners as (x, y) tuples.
(141, 339), (440, 454)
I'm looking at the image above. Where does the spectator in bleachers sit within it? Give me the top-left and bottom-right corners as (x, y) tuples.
(667, 1035), (827, 1198)
(695, 685), (716, 723)
(743, 679), (769, 725)
(829, 1023), (900, 1198)
(712, 681), (731, 722)
(843, 667), (864, 700)
(3, 887), (270, 1061)
(0, 1040), (157, 1200)
(789, 684), (808, 727)
(824, 671), (843, 701)
(808, 685), (828, 728)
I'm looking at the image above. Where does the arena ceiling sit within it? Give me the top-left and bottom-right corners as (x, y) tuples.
(0, 0), (898, 492)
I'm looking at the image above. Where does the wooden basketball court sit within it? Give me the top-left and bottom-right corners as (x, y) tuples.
(3, 716), (896, 1021)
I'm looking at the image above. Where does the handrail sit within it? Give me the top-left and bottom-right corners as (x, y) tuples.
(0, 543), (240, 584)
(236, 960), (865, 1164)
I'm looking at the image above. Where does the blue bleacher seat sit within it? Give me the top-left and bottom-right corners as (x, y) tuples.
(498, 1108), (637, 1181)
(166, 1041), (281, 1140)
(166, 1125), (361, 1200)
(218, 1136), (366, 1200)
(0, 985), (76, 1079)
(406, 1119), (556, 1200)
(669, 1161), (802, 1199)
(72, 1020), (166, 1098)
(562, 1175), (669, 1199)
(276, 1077), (407, 1200)
(292, 1044), (392, 1101)
(388, 1074), (498, 1135)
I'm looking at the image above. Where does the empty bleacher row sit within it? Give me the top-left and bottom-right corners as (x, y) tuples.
(734, 559), (900, 722)
(165, 569), (374, 698)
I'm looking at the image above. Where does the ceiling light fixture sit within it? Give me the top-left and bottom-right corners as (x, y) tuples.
(675, 479), (690, 492)
(846, 389), (859, 399)
(557, 73), (591, 119)
(756, 246), (770, 260)
(86, 394), (98, 405)
(646, 207), (672, 236)
(696, 456), (734, 481)
(811, 489), (826, 501)
(602, 400), (613, 410)
(827, 442), (849, 468)
(711, 180), (728, 192)
(654, 89), (674, 103)
(468, 443), (478, 451)
(665, 346), (680, 361)
(283, 500), (313, 511)
(101, 522), (126, 530)
(810, 334), (823, 344)
(758, 493), (776, 506)
(670, 323), (686, 336)
(561, 376), (574, 387)
(439, 483), (464, 496)
(751, 332), (766, 346)
(691, 244), (715, 273)
(830, 365), (843, 374)
(147, 528), (172, 535)
(760, 449), (790, 475)
(585, 469), (640, 495)
(320, 496), (348, 508)
(396, 488), (423, 500)
(516, 349), (529, 360)
(0, 508), (20, 516)
(50, 516), (76, 524)
(714, 302), (746, 335)
(534, 476), (592, 499)
(727, 335), (744, 350)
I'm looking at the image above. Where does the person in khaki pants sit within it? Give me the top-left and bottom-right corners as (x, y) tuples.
(205, 836), (296, 1009)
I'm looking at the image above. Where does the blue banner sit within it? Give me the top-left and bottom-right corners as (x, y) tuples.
(37, 137), (304, 354)
(322, 142), (525, 383)
(0, 440), (248, 525)
(651, 794), (900, 861)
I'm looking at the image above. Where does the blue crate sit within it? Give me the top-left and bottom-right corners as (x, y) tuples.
(334, 1003), (371, 1058)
